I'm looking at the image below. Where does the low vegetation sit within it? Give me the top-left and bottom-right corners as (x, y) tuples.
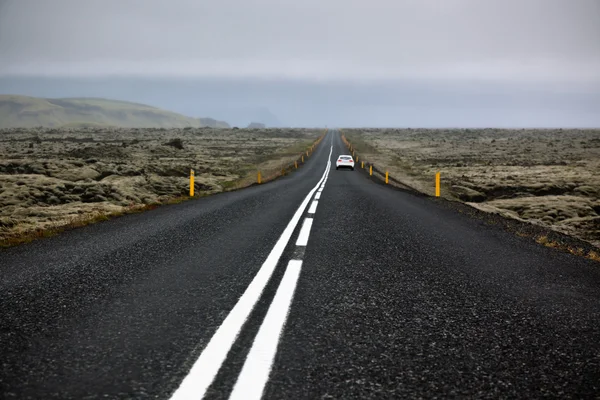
(0, 126), (321, 246)
(344, 128), (600, 250)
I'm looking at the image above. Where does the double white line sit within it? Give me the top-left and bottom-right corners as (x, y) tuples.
(170, 146), (333, 400)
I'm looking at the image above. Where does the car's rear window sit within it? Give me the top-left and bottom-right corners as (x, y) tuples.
(340, 156), (352, 159)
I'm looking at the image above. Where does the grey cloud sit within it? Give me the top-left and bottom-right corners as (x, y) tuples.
(1, 0), (599, 83)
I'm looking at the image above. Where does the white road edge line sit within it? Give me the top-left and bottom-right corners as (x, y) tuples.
(168, 145), (332, 400)
(314, 191), (322, 200)
(229, 260), (303, 400)
(307, 201), (318, 214)
(295, 218), (313, 246)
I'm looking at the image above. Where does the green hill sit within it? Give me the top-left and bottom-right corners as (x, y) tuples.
(0, 95), (230, 128)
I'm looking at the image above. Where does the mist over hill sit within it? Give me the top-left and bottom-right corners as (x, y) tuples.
(0, 95), (229, 128)
(1, 76), (599, 128)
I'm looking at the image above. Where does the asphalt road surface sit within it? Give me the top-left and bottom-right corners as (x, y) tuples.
(1, 130), (599, 399)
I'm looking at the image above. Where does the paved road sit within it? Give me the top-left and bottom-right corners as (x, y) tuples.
(1, 130), (599, 399)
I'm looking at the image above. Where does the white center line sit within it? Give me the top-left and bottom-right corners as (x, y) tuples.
(295, 218), (313, 246)
(315, 191), (322, 200)
(168, 145), (332, 400)
(229, 260), (302, 400)
(307, 201), (318, 214)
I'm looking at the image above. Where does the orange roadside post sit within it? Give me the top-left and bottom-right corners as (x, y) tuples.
(189, 169), (195, 196)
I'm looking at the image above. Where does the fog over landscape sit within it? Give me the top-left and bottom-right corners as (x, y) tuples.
(1, 0), (599, 127)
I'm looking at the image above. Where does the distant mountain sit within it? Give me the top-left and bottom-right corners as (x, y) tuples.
(225, 106), (283, 128)
(249, 107), (283, 127)
(198, 117), (230, 128)
(0, 95), (229, 128)
(247, 122), (266, 129)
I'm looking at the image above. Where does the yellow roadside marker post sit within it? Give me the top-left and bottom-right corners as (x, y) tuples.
(435, 172), (441, 197)
(295, 161), (298, 169)
(306, 150), (309, 157)
(386, 171), (389, 184)
(370, 165), (373, 176)
(190, 169), (195, 197)
(257, 171), (262, 184)
(302, 155), (304, 163)
(361, 161), (364, 169)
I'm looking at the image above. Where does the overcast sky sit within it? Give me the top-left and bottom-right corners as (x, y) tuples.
(1, 0), (599, 126)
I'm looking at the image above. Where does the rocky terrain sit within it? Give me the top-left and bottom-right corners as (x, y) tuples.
(0, 127), (320, 244)
(344, 128), (600, 248)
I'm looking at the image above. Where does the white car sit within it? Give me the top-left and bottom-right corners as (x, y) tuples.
(336, 155), (355, 170)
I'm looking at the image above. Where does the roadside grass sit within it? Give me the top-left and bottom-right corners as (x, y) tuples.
(344, 132), (442, 196)
(343, 132), (600, 264)
(0, 133), (326, 248)
(0, 196), (191, 248)
(277, 139), (316, 155)
(527, 235), (599, 263)
(343, 133), (379, 154)
(536, 234), (596, 260)
(218, 137), (322, 191)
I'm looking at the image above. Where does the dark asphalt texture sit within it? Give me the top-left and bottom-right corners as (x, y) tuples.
(1, 131), (600, 399)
